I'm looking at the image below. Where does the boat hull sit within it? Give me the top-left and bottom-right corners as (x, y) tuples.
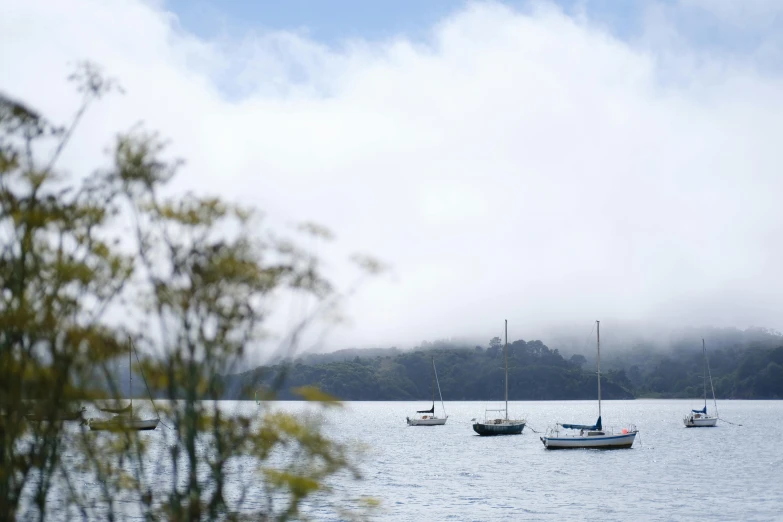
(89, 418), (159, 432)
(407, 416), (447, 426)
(472, 422), (525, 436)
(684, 415), (718, 427)
(540, 431), (637, 449)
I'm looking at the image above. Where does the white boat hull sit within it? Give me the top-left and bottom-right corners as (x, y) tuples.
(542, 322), (638, 450)
(684, 414), (717, 427)
(406, 416), (447, 426)
(541, 431), (637, 449)
(89, 418), (159, 431)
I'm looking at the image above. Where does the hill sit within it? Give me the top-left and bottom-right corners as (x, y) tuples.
(224, 327), (783, 401)
(224, 339), (634, 401)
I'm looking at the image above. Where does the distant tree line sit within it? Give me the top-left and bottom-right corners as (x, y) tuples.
(622, 345), (783, 399)
(225, 328), (783, 401)
(225, 339), (635, 401)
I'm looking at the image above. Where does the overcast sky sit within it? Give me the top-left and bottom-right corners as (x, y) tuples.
(2, 0), (782, 356)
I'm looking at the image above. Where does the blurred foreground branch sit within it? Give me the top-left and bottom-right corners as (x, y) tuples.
(0, 62), (376, 521)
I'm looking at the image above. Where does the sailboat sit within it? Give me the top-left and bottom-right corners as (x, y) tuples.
(472, 320), (525, 436)
(540, 320), (638, 449)
(683, 338), (718, 427)
(407, 357), (448, 426)
(89, 337), (160, 432)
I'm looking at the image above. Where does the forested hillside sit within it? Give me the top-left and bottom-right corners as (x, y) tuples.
(224, 327), (783, 401)
(226, 339), (635, 401)
(579, 327), (783, 399)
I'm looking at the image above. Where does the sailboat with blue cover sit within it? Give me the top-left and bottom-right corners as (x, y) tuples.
(540, 320), (637, 449)
(683, 338), (718, 427)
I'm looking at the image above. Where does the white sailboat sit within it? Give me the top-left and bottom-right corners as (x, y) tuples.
(683, 338), (718, 428)
(540, 320), (638, 449)
(407, 357), (448, 426)
(89, 338), (160, 432)
(472, 320), (526, 436)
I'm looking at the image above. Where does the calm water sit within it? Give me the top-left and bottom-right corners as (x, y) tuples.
(47, 400), (783, 520)
(310, 399), (782, 521)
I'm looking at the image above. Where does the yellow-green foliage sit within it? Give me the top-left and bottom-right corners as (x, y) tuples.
(0, 63), (375, 521)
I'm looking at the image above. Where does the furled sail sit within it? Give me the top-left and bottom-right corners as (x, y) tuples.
(416, 403), (435, 414)
(560, 416), (602, 431)
(691, 406), (707, 414)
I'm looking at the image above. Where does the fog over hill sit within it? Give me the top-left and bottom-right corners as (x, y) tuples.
(4, 0), (783, 357)
(220, 324), (783, 401)
(279, 324), (782, 365)
(87, 324), (783, 401)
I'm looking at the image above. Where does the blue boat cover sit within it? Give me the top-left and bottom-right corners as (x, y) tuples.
(561, 416), (602, 431)
(691, 406), (707, 414)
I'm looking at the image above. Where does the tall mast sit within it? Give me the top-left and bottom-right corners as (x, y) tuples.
(129, 337), (133, 419)
(504, 319), (508, 421)
(702, 338), (707, 410)
(596, 320), (601, 420)
(433, 357), (446, 417)
(705, 340), (718, 417)
(430, 356), (435, 408)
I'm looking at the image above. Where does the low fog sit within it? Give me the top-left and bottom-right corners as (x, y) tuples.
(3, 0), (782, 363)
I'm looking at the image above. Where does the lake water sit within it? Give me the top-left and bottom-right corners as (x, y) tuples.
(307, 399), (782, 521)
(41, 400), (783, 520)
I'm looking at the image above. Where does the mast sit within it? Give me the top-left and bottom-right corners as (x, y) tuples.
(430, 356), (435, 410)
(131, 337), (162, 422)
(129, 337), (133, 419)
(504, 319), (508, 421)
(702, 338), (707, 410)
(596, 320), (601, 420)
(433, 357), (446, 417)
(705, 340), (718, 417)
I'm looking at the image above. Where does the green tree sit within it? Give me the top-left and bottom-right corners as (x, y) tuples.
(569, 354), (587, 368)
(1, 65), (131, 520)
(487, 336), (502, 357)
(1, 63), (376, 521)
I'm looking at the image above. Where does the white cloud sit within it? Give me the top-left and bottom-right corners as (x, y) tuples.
(2, 0), (782, 356)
